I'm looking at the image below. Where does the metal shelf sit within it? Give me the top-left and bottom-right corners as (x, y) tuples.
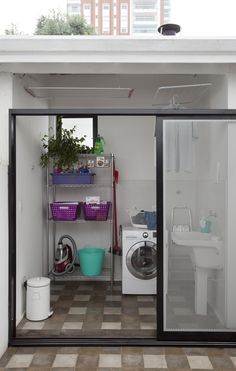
(49, 183), (111, 188)
(49, 218), (112, 223)
(46, 153), (115, 287)
(49, 267), (111, 282)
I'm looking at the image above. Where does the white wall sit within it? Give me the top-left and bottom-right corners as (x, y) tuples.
(0, 73), (13, 357)
(99, 116), (156, 226)
(13, 76), (48, 324)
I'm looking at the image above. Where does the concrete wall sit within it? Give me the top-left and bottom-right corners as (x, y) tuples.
(13, 76), (48, 325)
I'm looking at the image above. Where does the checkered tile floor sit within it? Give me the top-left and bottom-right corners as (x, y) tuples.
(17, 281), (157, 338)
(1, 346), (236, 370)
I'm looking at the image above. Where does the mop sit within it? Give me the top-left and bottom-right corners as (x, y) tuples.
(109, 161), (122, 255)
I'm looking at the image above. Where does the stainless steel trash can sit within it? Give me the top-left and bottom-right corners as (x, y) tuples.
(26, 277), (51, 321)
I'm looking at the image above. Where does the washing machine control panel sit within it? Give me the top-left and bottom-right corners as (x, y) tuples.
(142, 231), (149, 239)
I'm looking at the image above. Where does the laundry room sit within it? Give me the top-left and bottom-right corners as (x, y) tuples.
(10, 71), (236, 344)
(14, 110), (157, 339)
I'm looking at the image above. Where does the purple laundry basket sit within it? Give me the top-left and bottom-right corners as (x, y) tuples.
(50, 202), (80, 221)
(82, 202), (111, 221)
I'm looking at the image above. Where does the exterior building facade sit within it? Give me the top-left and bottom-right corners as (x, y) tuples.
(67, 0), (171, 35)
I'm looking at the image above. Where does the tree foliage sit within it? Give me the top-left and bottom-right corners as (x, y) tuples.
(35, 10), (95, 35)
(5, 23), (21, 35)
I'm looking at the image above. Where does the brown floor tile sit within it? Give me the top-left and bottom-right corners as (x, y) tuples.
(35, 347), (59, 354)
(209, 355), (235, 369)
(122, 353), (144, 367)
(30, 353), (55, 367)
(165, 347), (185, 355)
(122, 347), (143, 355)
(206, 348), (226, 356)
(77, 347), (101, 355)
(100, 347), (122, 354)
(183, 347), (208, 355)
(143, 347), (165, 355)
(166, 354), (190, 369)
(76, 354), (99, 367)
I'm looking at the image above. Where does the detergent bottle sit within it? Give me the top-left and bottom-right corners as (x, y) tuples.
(94, 134), (105, 154)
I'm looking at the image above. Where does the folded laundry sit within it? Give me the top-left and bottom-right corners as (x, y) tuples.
(144, 211), (156, 230)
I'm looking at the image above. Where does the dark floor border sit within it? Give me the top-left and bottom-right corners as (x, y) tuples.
(10, 338), (236, 348)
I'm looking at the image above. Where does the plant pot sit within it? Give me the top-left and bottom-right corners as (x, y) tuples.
(51, 173), (95, 185)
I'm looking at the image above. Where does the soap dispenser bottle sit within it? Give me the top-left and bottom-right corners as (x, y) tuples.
(200, 217), (211, 233)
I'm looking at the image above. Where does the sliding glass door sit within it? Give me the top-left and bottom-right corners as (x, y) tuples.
(160, 116), (236, 340)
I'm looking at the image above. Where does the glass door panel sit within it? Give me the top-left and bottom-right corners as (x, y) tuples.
(163, 119), (236, 332)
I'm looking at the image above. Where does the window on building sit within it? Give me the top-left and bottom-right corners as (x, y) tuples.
(134, 15), (156, 22)
(120, 3), (128, 33)
(102, 3), (110, 33)
(83, 3), (92, 24)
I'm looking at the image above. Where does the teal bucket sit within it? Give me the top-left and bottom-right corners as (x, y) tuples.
(78, 248), (105, 276)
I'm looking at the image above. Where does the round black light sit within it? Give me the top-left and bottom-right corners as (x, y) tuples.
(158, 23), (181, 36)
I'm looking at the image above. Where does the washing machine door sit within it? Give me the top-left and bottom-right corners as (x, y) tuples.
(126, 241), (157, 280)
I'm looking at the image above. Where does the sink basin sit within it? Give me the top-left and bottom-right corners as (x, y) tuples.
(171, 231), (223, 269)
(171, 231), (223, 315)
(172, 231), (221, 248)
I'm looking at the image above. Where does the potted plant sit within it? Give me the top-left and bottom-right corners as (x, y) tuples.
(40, 118), (94, 184)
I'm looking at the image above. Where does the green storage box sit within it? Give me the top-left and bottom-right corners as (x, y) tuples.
(78, 247), (105, 276)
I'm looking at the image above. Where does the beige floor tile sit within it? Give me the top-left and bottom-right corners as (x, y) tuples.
(104, 307), (121, 315)
(62, 322), (83, 330)
(143, 354), (168, 369)
(68, 307), (87, 315)
(187, 355), (213, 369)
(99, 354), (122, 368)
(52, 354), (77, 367)
(22, 321), (45, 330)
(5, 354), (34, 368)
(101, 322), (121, 329)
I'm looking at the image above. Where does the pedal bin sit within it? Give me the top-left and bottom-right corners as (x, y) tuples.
(26, 277), (51, 321)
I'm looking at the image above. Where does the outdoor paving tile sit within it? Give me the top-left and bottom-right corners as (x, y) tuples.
(30, 353), (55, 367)
(122, 353), (144, 367)
(166, 354), (190, 369)
(76, 354), (99, 367)
(5, 354), (34, 368)
(52, 353), (77, 367)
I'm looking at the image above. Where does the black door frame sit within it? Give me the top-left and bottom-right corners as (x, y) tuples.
(9, 108), (236, 347)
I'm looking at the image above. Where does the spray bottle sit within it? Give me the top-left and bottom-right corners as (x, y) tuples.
(94, 134), (105, 154)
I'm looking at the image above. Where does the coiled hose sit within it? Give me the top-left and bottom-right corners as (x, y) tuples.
(52, 235), (77, 276)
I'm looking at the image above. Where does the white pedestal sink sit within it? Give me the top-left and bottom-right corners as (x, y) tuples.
(171, 231), (223, 315)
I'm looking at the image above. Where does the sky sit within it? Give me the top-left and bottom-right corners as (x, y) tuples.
(0, 0), (236, 36)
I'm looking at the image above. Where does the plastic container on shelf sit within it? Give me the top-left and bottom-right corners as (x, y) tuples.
(78, 247), (105, 276)
(50, 202), (80, 221)
(51, 173), (95, 185)
(82, 202), (111, 221)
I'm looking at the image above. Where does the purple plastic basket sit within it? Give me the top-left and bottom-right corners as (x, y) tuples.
(50, 202), (80, 221)
(51, 173), (95, 185)
(82, 202), (111, 221)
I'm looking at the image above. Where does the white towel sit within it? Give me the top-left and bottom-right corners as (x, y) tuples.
(165, 120), (193, 173)
(166, 121), (178, 172)
(178, 121), (193, 173)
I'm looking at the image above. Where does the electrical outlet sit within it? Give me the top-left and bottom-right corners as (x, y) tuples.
(209, 210), (217, 217)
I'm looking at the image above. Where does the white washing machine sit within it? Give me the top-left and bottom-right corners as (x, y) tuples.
(122, 227), (157, 295)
